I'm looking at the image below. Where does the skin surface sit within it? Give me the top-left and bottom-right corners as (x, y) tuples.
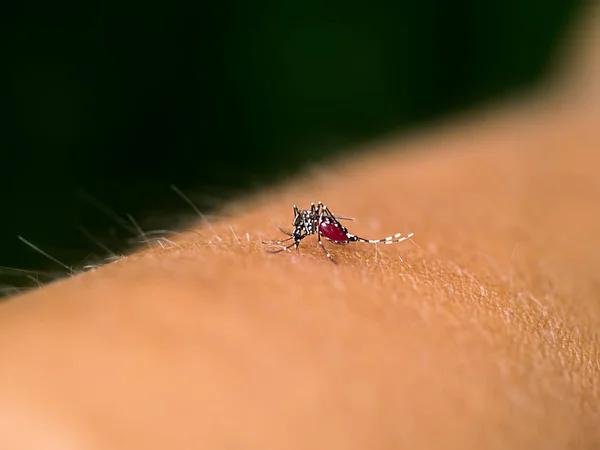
(1, 11), (600, 450)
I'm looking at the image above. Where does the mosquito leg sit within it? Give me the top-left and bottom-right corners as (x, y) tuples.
(261, 236), (294, 245)
(265, 233), (308, 253)
(333, 215), (355, 221)
(320, 204), (341, 221)
(266, 240), (297, 254)
(348, 232), (414, 244)
(274, 224), (293, 236)
(316, 216), (337, 264)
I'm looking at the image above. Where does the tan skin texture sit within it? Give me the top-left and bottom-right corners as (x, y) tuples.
(2, 16), (600, 450)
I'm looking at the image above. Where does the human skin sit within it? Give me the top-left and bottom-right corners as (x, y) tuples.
(1, 15), (600, 450)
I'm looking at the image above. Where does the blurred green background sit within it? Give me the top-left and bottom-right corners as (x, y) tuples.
(0, 0), (581, 291)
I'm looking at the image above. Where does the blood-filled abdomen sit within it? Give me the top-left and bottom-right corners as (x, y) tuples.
(319, 220), (349, 243)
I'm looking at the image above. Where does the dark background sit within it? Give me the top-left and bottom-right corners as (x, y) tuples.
(0, 1), (581, 293)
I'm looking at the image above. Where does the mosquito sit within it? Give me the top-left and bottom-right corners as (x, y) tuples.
(263, 201), (414, 264)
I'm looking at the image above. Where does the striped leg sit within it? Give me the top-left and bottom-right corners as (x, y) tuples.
(346, 232), (414, 245)
(261, 236), (294, 245)
(316, 201), (354, 221)
(320, 203), (349, 221)
(316, 213), (338, 264)
(266, 240), (296, 254)
(265, 234), (308, 254)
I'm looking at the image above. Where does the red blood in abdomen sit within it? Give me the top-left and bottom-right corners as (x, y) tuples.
(319, 220), (349, 243)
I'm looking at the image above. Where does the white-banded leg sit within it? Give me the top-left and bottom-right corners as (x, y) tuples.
(320, 203), (344, 222)
(316, 215), (338, 264)
(265, 234), (308, 254)
(261, 236), (294, 245)
(263, 220), (297, 245)
(314, 201), (323, 218)
(347, 232), (414, 245)
(318, 203), (354, 221)
(266, 240), (296, 254)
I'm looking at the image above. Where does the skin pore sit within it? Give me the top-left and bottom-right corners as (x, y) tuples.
(1, 12), (600, 450)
